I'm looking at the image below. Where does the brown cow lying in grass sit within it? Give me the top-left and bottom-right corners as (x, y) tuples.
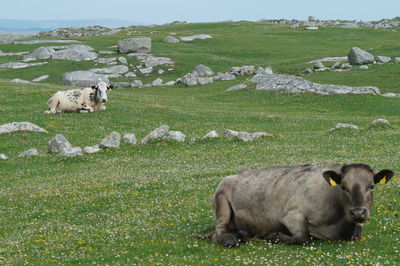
(44, 81), (113, 114)
(212, 163), (393, 247)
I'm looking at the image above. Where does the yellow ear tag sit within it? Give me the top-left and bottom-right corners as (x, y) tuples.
(329, 178), (338, 186)
(379, 176), (387, 185)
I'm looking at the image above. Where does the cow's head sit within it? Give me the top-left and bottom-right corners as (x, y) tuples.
(323, 164), (393, 224)
(91, 82), (113, 103)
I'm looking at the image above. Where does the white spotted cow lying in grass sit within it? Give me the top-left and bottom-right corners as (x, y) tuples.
(212, 163), (393, 247)
(44, 81), (113, 114)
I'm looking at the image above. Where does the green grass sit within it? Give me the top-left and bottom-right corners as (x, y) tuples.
(0, 22), (399, 264)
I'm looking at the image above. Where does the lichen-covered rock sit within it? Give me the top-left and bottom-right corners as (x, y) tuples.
(99, 131), (121, 149)
(141, 125), (170, 144)
(48, 134), (72, 153)
(348, 47), (375, 65)
(0, 122), (47, 134)
(123, 133), (137, 144)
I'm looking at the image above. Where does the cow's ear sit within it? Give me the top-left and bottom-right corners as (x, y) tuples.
(91, 86), (97, 90)
(374, 170), (394, 185)
(322, 170), (342, 186)
(108, 85), (113, 91)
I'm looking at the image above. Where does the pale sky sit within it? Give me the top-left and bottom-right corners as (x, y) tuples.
(2, 0), (399, 24)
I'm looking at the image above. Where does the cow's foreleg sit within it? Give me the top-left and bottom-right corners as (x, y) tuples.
(351, 224), (363, 241)
(79, 103), (94, 113)
(212, 192), (239, 247)
(264, 211), (309, 245)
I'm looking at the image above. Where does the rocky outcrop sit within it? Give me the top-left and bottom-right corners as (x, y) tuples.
(118, 37), (151, 54)
(250, 74), (380, 95)
(62, 70), (109, 87)
(24, 44), (98, 61)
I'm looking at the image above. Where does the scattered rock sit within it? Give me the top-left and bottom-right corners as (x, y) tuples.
(192, 64), (214, 76)
(62, 70), (110, 87)
(226, 84), (247, 92)
(375, 56), (391, 64)
(0, 62), (48, 69)
(117, 57), (128, 64)
(255, 66), (273, 75)
(329, 123), (360, 131)
(180, 34), (212, 42)
(164, 36), (180, 43)
(224, 129), (253, 142)
(152, 78), (163, 86)
(32, 75), (49, 82)
(181, 73), (200, 86)
(0, 50), (29, 56)
(90, 65), (129, 74)
(118, 37), (151, 54)
(60, 147), (83, 157)
(158, 69), (165, 75)
(0, 154), (8, 160)
(144, 56), (174, 68)
(48, 134), (72, 153)
(24, 44), (99, 61)
(112, 82), (131, 88)
(83, 145), (102, 154)
(314, 61), (325, 69)
(250, 74), (380, 95)
(251, 132), (273, 139)
(213, 72), (235, 81)
(164, 81), (175, 86)
(99, 131), (121, 149)
(340, 63), (352, 69)
(197, 77), (214, 85)
(99, 50), (116, 54)
(230, 65), (256, 75)
(139, 67), (153, 74)
(303, 68), (314, 74)
(141, 125), (170, 144)
(125, 72), (137, 78)
(18, 148), (39, 157)
(348, 47), (375, 65)
(11, 78), (31, 84)
(331, 62), (342, 69)
(131, 80), (143, 88)
(123, 133), (137, 144)
(371, 118), (389, 126)
(96, 57), (117, 64)
(306, 27), (319, 30)
(393, 57), (400, 63)
(382, 92), (400, 98)
(0, 122), (47, 134)
(359, 65), (369, 70)
(164, 131), (186, 142)
(307, 56), (348, 64)
(202, 130), (219, 139)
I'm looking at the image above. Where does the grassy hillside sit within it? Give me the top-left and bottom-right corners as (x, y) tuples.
(0, 22), (399, 264)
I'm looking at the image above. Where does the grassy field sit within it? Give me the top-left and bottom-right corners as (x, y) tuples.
(0, 22), (399, 264)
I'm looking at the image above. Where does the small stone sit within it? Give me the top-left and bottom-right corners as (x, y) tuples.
(314, 61), (325, 69)
(11, 78), (31, 84)
(0, 154), (8, 160)
(164, 131), (186, 142)
(158, 69), (165, 75)
(131, 80), (143, 88)
(32, 75), (49, 82)
(60, 147), (83, 157)
(125, 72), (137, 78)
(230, 66), (256, 75)
(359, 65), (369, 70)
(18, 148), (39, 157)
(193, 64), (214, 76)
(123, 133), (137, 144)
(152, 78), (163, 86)
(382, 92), (400, 98)
(100, 131), (121, 149)
(164, 81), (175, 86)
(189, 137), (197, 144)
(340, 63), (352, 69)
(375, 56), (391, 64)
(371, 119), (389, 126)
(303, 68), (314, 74)
(117, 57), (128, 64)
(164, 36), (180, 43)
(255, 66), (273, 75)
(83, 145), (102, 154)
(48, 134), (72, 153)
(139, 67), (153, 74)
(393, 57), (400, 63)
(306, 27), (319, 30)
(141, 125), (170, 144)
(213, 72), (235, 81)
(202, 130), (219, 139)
(251, 132), (273, 139)
(226, 84), (247, 92)
(329, 123), (360, 131)
(197, 77), (214, 85)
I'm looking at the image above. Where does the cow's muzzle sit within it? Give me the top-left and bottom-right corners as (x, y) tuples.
(349, 207), (368, 223)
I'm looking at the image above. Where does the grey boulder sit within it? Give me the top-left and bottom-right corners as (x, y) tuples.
(164, 36), (180, 43)
(0, 122), (47, 134)
(60, 147), (83, 157)
(213, 72), (235, 81)
(250, 74), (380, 95)
(62, 70), (110, 87)
(123, 133), (137, 144)
(141, 125), (170, 144)
(375, 56), (391, 64)
(144, 56), (174, 68)
(118, 37), (151, 54)
(163, 131), (186, 142)
(202, 130), (219, 139)
(48, 134), (72, 153)
(348, 47), (375, 65)
(83, 145), (102, 154)
(23, 46), (55, 60)
(193, 64), (214, 76)
(99, 131), (121, 149)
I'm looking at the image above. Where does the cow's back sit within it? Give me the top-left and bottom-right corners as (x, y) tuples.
(227, 164), (342, 235)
